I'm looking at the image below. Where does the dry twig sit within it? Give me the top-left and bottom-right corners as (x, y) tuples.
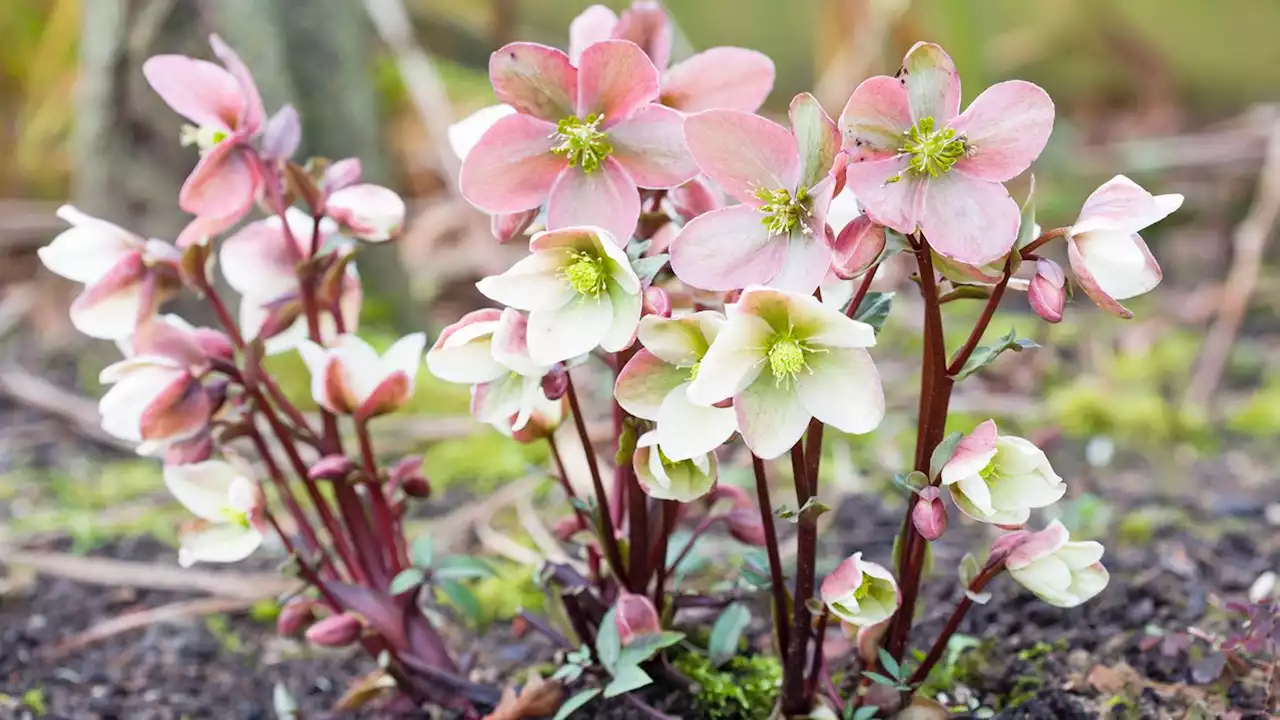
(44, 596), (257, 659)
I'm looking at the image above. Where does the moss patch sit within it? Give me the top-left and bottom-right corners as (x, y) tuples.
(674, 653), (781, 720)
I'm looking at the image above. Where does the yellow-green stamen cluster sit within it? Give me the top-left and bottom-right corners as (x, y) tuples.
(220, 507), (251, 528)
(767, 333), (810, 386)
(562, 250), (609, 297)
(686, 361), (701, 383)
(901, 116), (966, 177)
(180, 124), (230, 152)
(753, 186), (812, 237)
(552, 113), (612, 173)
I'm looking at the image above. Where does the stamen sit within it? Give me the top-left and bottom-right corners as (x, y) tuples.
(900, 116), (967, 177)
(753, 186), (812, 237)
(552, 114), (613, 173)
(562, 250), (609, 297)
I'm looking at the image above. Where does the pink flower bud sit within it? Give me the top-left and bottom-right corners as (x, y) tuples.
(615, 593), (661, 645)
(260, 105), (301, 161)
(541, 365), (569, 401)
(728, 506), (768, 546)
(277, 598), (315, 638)
(829, 214), (886, 280)
(309, 455), (356, 481)
(642, 286), (672, 318)
(490, 209), (538, 243)
(389, 455), (430, 498)
(306, 613), (362, 647)
(401, 476), (431, 499)
(1027, 258), (1065, 323)
(326, 184), (406, 242)
(911, 486), (947, 541)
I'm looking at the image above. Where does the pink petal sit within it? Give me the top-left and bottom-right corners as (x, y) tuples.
(179, 142), (258, 222)
(735, 373), (811, 460)
(614, 349), (687, 420)
(577, 40), (660, 126)
(789, 92), (841, 191)
(489, 42), (578, 123)
(613, 1), (672, 72)
(568, 5), (619, 64)
(355, 373), (412, 421)
(669, 205), (785, 291)
(1073, 175), (1184, 236)
(140, 376), (210, 445)
(843, 156), (924, 235)
(546, 160), (641, 242)
(830, 214), (887, 280)
(142, 55), (242, 130)
(208, 34), (265, 132)
(608, 104), (698, 188)
(821, 553), (865, 601)
(902, 42), (960, 125)
(458, 113), (563, 214)
(918, 172), (1019, 266)
(839, 75), (912, 162)
(220, 219), (301, 299)
(949, 81), (1054, 183)
(1005, 520), (1070, 570)
(660, 47), (775, 113)
(683, 110), (800, 203)
(71, 256), (148, 340)
(176, 214), (236, 249)
(668, 178), (720, 220)
(942, 420), (999, 485)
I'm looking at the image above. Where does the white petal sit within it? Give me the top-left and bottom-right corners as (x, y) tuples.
(654, 384), (737, 461)
(333, 334), (385, 405)
(1073, 229), (1161, 301)
(638, 314), (709, 366)
(71, 284), (145, 340)
(178, 525), (263, 567)
(39, 218), (138, 283)
(448, 104), (517, 161)
(381, 332), (427, 394)
(476, 250), (576, 311)
(795, 348), (884, 435)
(164, 460), (241, 522)
(526, 294), (613, 365)
(600, 283), (642, 352)
(686, 312), (771, 406)
(734, 374), (811, 460)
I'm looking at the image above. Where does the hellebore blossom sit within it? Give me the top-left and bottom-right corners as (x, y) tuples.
(687, 287), (884, 460)
(476, 226), (642, 365)
(447, 105), (539, 243)
(143, 34), (265, 227)
(820, 552), (901, 627)
(614, 592), (662, 645)
(1002, 520), (1110, 607)
(298, 333), (427, 421)
(840, 42), (1054, 265)
(940, 420), (1066, 526)
(829, 213), (888, 280)
(39, 206), (182, 340)
(1028, 258), (1066, 323)
(1067, 175), (1182, 318)
(325, 184), (406, 242)
(614, 312), (736, 461)
(670, 93), (842, 294)
(568, 2), (775, 114)
(164, 460), (264, 567)
(633, 430), (718, 502)
(460, 40), (698, 242)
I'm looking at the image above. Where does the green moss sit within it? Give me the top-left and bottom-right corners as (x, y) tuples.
(249, 598), (282, 623)
(204, 615), (247, 654)
(421, 431), (548, 493)
(469, 562), (544, 622)
(674, 653), (781, 720)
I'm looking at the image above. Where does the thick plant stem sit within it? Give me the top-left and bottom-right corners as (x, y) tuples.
(626, 462), (650, 592)
(845, 263), (881, 319)
(751, 455), (790, 656)
(908, 562), (1005, 685)
(782, 440), (818, 715)
(653, 500), (676, 615)
(564, 371), (630, 590)
(245, 423), (334, 578)
(806, 607), (830, 698)
(358, 419), (407, 573)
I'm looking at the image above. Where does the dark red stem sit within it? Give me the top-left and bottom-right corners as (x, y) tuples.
(751, 454), (791, 656)
(781, 440), (818, 714)
(907, 562), (1005, 685)
(564, 371), (630, 589)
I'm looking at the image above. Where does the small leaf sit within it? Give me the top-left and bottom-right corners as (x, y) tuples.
(709, 603), (752, 667)
(929, 432), (964, 481)
(776, 497), (831, 524)
(852, 707), (879, 720)
(388, 568), (425, 595)
(433, 556), (496, 581)
(410, 535), (434, 568)
(894, 470), (929, 494)
(1014, 174), (1038, 250)
(595, 607), (621, 672)
(958, 553), (981, 588)
(439, 580), (482, 625)
(603, 664), (653, 698)
(775, 504), (798, 521)
(618, 631), (685, 667)
(273, 682), (299, 719)
(952, 329), (1039, 381)
(862, 671), (899, 687)
(877, 648), (902, 679)
(853, 291), (894, 333)
(630, 254), (669, 286)
(964, 590), (993, 605)
(553, 688), (601, 720)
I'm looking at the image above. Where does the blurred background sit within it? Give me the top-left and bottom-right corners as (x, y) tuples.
(0, 0), (1278, 716)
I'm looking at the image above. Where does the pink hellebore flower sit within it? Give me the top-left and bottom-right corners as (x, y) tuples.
(687, 287), (884, 460)
(1067, 175), (1182, 318)
(448, 104), (540, 243)
(614, 312), (737, 461)
(325, 184), (407, 243)
(820, 552), (901, 627)
(143, 34), (265, 226)
(476, 226), (642, 365)
(164, 460), (265, 567)
(460, 40), (699, 242)
(298, 333), (427, 421)
(940, 420), (1066, 526)
(39, 206), (182, 340)
(840, 42), (1054, 265)
(1002, 520), (1109, 607)
(568, 2), (775, 114)
(614, 592), (661, 645)
(670, 93), (843, 294)
(633, 430), (718, 503)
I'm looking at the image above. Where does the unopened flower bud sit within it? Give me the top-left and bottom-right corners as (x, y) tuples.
(326, 184), (406, 242)
(389, 455), (430, 498)
(309, 455), (356, 481)
(401, 476), (431, 499)
(642, 287), (671, 319)
(615, 593), (661, 645)
(1028, 258), (1066, 323)
(490, 209), (538, 243)
(540, 365), (569, 401)
(829, 214), (886, 280)
(277, 598), (316, 638)
(911, 486), (947, 541)
(728, 506), (768, 546)
(306, 613), (362, 647)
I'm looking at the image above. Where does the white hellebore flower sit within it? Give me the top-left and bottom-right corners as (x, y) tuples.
(632, 430), (718, 503)
(298, 333), (426, 421)
(614, 312), (736, 461)
(1067, 175), (1182, 318)
(477, 226), (642, 365)
(940, 420), (1066, 526)
(1002, 520), (1109, 608)
(686, 286), (884, 460)
(820, 552), (901, 627)
(164, 460), (264, 567)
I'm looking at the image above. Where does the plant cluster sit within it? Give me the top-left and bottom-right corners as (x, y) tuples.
(40, 3), (1182, 717)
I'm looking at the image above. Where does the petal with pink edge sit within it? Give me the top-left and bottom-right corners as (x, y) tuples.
(459, 113), (563, 214)
(661, 47), (775, 113)
(669, 205), (785, 292)
(735, 373), (811, 460)
(789, 93), (841, 191)
(546, 159), (641, 242)
(918, 172), (1019, 266)
(179, 142), (257, 223)
(142, 55), (242, 131)
(568, 5), (619, 64)
(687, 311), (771, 406)
(576, 40), (660, 125)
(637, 314), (710, 366)
(843, 156), (924, 235)
(219, 220), (299, 299)
(613, 1), (672, 72)
(902, 42), (960, 125)
(655, 387), (737, 461)
(796, 348), (883, 435)
(475, 251), (576, 312)
(684, 110), (800, 203)
(941, 420), (998, 486)
(489, 42), (577, 123)
(209, 34), (265, 132)
(1072, 175), (1184, 236)
(614, 350), (687, 419)
(950, 81), (1054, 183)
(526, 294), (614, 365)
(1067, 231), (1160, 318)
(839, 75), (912, 161)
(608, 104), (699, 188)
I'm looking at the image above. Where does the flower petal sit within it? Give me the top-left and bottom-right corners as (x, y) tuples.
(164, 460), (240, 522)
(1069, 230), (1161, 306)
(208, 34), (264, 132)
(448, 104), (517, 161)
(902, 42), (960, 125)
(669, 205), (785, 291)
(40, 212), (139, 284)
(735, 373), (810, 460)
(687, 310), (771, 405)
(615, 350), (688, 419)
(71, 269), (147, 340)
(843, 156), (924, 235)
(613, 1), (672, 72)
(949, 81), (1054, 183)
(179, 141), (257, 222)
(839, 75), (912, 161)
(601, 281), (642, 352)
(489, 42), (577, 123)
(526, 294), (614, 365)
(546, 159), (642, 242)
(576, 39), (660, 125)
(142, 55), (242, 130)
(219, 219), (299, 300)
(140, 377), (210, 446)
(637, 313), (711, 366)
(381, 333), (427, 392)
(476, 249), (576, 312)
(1072, 175), (1184, 236)
(918, 171), (1020, 266)
(426, 317), (504, 385)
(178, 524), (262, 567)
(795, 348), (883, 434)
(656, 385), (737, 461)
(568, 5), (619, 65)
(767, 226), (833, 295)
(608, 104), (699, 188)
(789, 92), (841, 191)
(684, 109), (800, 202)
(459, 113), (563, 214)
(661, 47), (775, 113)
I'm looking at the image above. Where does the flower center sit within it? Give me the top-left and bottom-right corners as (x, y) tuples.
(767, 334), (810, 386)
(753, 186), (812, 236)
(686, 361), (701, 383)
(220, 507), (251, 528)
(901, 116), (966, 177)
(563, 250), (609, 297)
(552, 114), (612, 173)
(180, 124), (230, 152)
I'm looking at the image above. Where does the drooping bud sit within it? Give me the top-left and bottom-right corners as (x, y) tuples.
(1027, 258), (1066, 323)
(326, 184), (406, 242)
(642, 286), (672, 319)
(829, 214), (886, 280)
(614, 593), (661, 645)
(552, 514), (587, 542)
(728, 506), (768, 547)
(388, 455), (429, 499)
(306, 613), (363, 647)
(260, 105), (301, 161)
(277, 598), (316, 638)
(309, 455), (356, 481)
(911, 486), (947, 541)
(490, 209), (538, 243)
(541, 365), (569, 401)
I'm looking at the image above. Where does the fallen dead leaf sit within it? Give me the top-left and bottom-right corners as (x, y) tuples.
(483, 672), (564, 720)
(335, 669), (397, 711)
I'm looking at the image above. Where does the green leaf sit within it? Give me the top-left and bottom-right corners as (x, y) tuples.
(553, 688), (601, 720)
(862, 671), (899, 687)
(409, 535), (434, 568)
(630, 254), (669, 286)
(603, 664), (653, 698)
(929, 432), (965, 480)
(709, 603), (752, 667)
(877, 648), (902, 679)
(388, 568), (425, 595)
(595, 607), (621, 672)
(439, 580), (482, 624)
(272, 682), (299, 719)
(852, 706), (879, 720)
(852, 291), (894, 333)
(952, 329), (1039, 381)
(893, 470), (929, 495)
(958, 552), (981, 588)
(1014, 174), (1038, 250)
(775, 497), (831, 524)
(433, 555), (496, 581)
(618, 631), (685, 667)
